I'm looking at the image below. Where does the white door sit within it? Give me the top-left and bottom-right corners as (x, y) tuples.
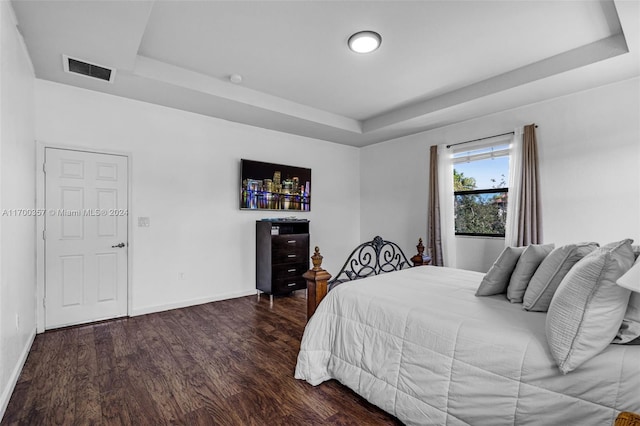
(44, 148), (128, 329)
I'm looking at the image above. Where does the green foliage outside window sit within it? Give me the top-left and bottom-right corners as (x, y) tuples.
(453, 169), (476, 191)
(454, 169), (507, 236)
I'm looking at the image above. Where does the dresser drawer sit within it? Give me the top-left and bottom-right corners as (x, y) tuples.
(272, 263), (307, 281)
(272, 276), (307, 293)
(272, 235), (309, 264)
(272, 234), (309, 251)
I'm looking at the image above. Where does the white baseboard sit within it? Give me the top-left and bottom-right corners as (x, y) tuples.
(130, 289), (258, 317)
(0, 328), (36, 421)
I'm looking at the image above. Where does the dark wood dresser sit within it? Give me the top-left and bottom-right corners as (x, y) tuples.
(256, 220), (309, 299)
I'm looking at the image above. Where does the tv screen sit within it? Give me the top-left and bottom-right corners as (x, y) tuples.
(240, 159), (311, 211)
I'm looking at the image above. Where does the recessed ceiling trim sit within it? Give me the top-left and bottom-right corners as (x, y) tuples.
(363, 33), (630, 133)
(133, 55), (363, 134)
(62, 54), (116, 83)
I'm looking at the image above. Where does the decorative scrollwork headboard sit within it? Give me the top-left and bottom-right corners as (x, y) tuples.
(328, 236), (413, 290)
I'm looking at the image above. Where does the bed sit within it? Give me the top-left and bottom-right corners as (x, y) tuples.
(295, 263), (640, 425)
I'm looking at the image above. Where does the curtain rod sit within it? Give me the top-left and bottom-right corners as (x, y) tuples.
(445, 125), (538, 149)
(446, 131), (514, 149)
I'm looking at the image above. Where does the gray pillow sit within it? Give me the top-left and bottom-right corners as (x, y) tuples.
(506, 244), (554, 303)
(546, 239), (635, 374)
(475, 246), (525, 296)
(523, 242), (599, 312)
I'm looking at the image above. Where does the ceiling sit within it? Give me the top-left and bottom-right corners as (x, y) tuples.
(10, 0), (640, 147)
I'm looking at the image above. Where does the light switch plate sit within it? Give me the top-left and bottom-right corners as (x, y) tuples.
(138, 217), (150, 227)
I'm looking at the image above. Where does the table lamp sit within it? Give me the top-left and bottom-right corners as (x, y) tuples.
(617, 259), (640, 292)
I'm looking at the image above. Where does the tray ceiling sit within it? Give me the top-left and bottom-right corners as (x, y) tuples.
(11, 0), (640, 146)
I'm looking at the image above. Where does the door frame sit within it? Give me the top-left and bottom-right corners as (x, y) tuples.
(36, 142), (133, 333)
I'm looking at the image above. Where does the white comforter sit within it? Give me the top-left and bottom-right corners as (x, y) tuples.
(295, 266), (640, 425)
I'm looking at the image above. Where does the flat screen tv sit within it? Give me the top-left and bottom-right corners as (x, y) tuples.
(240, 159), (311, 211)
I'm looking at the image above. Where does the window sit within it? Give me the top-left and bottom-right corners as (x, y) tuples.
(453, 143), (510, 237)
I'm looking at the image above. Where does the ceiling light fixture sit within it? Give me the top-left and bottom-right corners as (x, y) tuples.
(348, 31), (382, 54)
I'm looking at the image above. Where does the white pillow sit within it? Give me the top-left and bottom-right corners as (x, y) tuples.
(545, 239), (634, 374)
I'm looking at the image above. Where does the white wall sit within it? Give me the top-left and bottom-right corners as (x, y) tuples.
(0, 1), (37, 418)
(360, 77), (640, 272)
(35, 80), (361, 316)
(359, 133), (430, 257)
(454, 237), (507, 273)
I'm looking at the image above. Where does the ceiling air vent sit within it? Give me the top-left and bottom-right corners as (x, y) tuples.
(62, 55), (116, 83)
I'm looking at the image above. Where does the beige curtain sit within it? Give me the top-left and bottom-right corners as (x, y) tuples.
(427, 145), (443, 266)
(517, 124), (542, 245)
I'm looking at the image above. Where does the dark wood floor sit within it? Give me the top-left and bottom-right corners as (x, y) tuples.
(2, 292), (402, 425)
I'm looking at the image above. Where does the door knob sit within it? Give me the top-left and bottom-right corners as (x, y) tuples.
(111, 242), (126, 248)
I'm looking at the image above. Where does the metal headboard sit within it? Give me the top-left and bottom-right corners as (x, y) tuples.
(328, 236), (412, 290)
